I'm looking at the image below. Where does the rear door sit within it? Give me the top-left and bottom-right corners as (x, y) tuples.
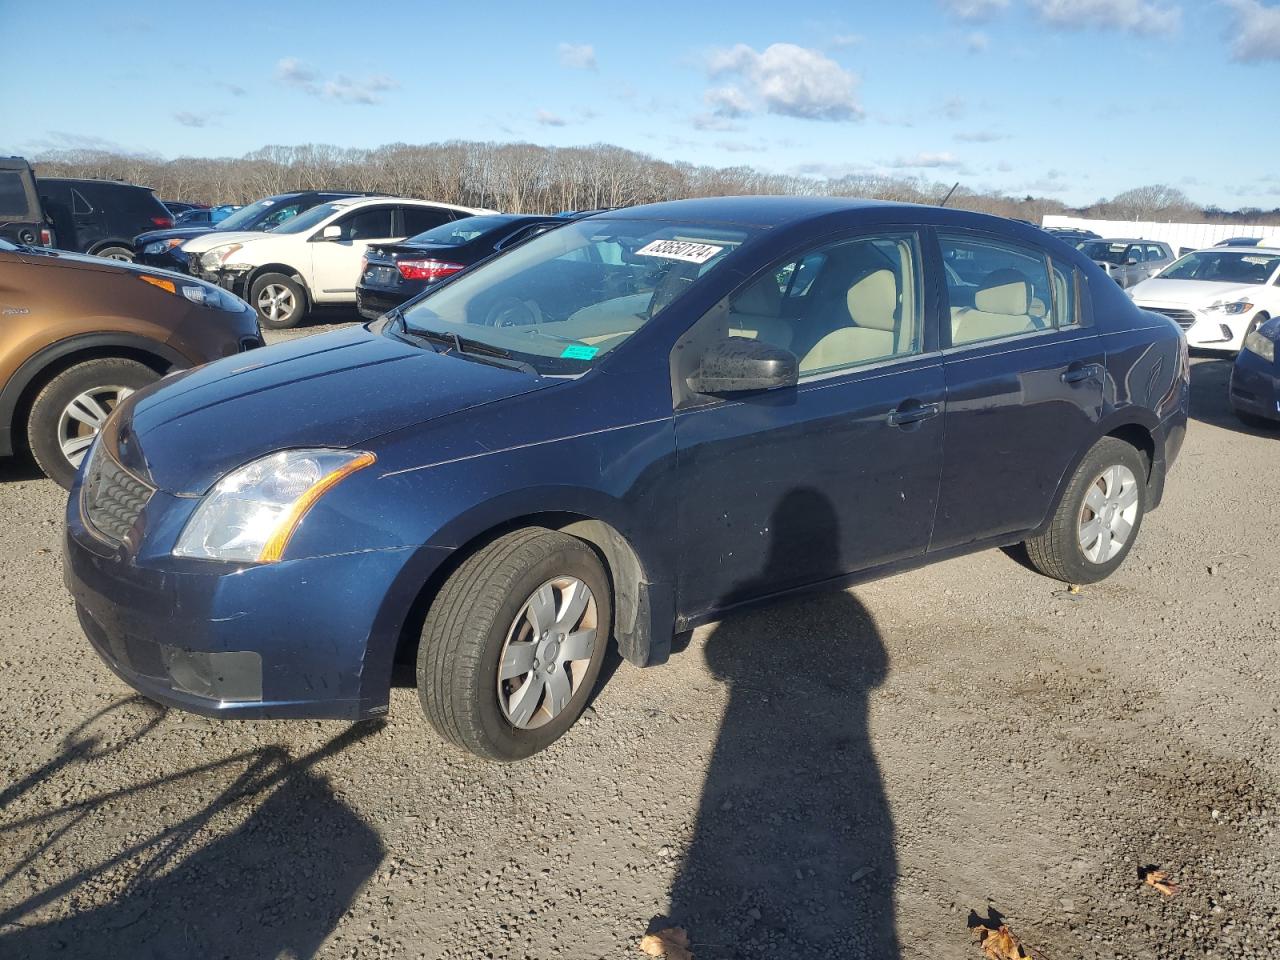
(932, 230), (1104, 552)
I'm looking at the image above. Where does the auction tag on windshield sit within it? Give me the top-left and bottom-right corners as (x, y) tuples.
(561, 344), (599, 360)
(634, 239), (724, 264)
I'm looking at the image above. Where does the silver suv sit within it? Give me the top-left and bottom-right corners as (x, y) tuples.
(1079, 238), (1174, 289)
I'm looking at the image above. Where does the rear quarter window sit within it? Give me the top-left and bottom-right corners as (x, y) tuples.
(0, 171), (35, 218)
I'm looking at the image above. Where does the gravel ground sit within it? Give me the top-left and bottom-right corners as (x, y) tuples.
(0, 320), (1277, 960)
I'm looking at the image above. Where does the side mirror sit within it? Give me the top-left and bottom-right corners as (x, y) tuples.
(316, 224), (342, 241)
(687, 336), (798, 395)
(1126, 255), (1140, 266)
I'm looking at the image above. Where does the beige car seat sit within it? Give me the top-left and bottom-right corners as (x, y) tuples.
(728, 275), (794, 350)
(951, 268), (1039, 344)
(800, 269), (898, 372)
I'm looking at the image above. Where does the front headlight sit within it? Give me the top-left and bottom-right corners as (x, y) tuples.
(1206, 299), (1254, 315)
(173, 449), (376, 562)
(200, 243), (243, 270)
(143, 238), (184, 255)
(1243, 330), (1276, 363)
(138, 273), (245, 311)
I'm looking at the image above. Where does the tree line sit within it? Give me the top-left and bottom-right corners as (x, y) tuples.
(29, 140), (1280, 226)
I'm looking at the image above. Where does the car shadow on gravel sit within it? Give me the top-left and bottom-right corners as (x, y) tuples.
(1189, 355), (1280, 436)
(0, 708), (384, 959)
(662, 489), (898, 958)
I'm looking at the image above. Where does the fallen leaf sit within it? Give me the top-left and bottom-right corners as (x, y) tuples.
(1068, 584), (1081, 594)
(640, 927), (693, 960)
(1140, 866), (1178, 896)
(973, 923), (1027, 960)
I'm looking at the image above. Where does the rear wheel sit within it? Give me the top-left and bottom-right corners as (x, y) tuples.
(93, 245), (134, 262)
(250, 273), (307, 329)
(1024, 436), (1148, 584)
(417, 528), (611, 761)
(27, 358), (158, 488)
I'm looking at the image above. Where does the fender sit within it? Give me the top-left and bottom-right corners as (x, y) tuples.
(0, 333), (190, 456)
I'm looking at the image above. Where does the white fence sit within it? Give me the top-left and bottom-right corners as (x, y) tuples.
(1041, 215), (1280, 252)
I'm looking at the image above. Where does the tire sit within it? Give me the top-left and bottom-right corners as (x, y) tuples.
(1240, 313), (1269, 351)
(417, 528), (612, 761)
(93, 245), (134, 262)
(27, 358), (158, 488)
(1024, 436), (1148, 585)
(250, 272), (308, 329)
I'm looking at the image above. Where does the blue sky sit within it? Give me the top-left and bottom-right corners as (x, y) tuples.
(2, 0), (1278, 208)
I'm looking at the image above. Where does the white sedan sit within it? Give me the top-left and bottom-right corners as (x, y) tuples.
(183, 196), (492, 328)
(1130, 247), (1280, 353)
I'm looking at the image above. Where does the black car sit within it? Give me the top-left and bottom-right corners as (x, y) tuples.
(356, 213), (572, 319)
(0, 157), (55, 248)
(134, 191), (378, 272)
(1047, 228), (1100, 246)
(163, 200), (207, 217)
(37, 178), (174, 261)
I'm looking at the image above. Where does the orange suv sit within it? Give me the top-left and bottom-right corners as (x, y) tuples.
(0, 237), (262, 487)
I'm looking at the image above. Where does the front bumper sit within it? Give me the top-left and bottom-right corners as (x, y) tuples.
(136, 247), (194, 274)
(1136, 302), (1247, 352)
(1230, 347), (1280, 422)
(64, 466), (448, 720)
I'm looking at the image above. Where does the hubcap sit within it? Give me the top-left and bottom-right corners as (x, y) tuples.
(257, 284), (296, 322)
(57, 386), (134, 467)
(497, 577), (598, 729)
(1078, 464), (1140, 564)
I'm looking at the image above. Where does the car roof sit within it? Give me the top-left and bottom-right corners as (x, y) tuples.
(1193, 245), (1280, 254)
(39, 177), (151, 190)
(591, 195), (906, 228)
(1090, 238), (1157, 245)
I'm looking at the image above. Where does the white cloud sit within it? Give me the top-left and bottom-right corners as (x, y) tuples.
(275, 58), (398, 105)
(558, 43), (598, 70)
(173, 111), (219, 128)
(1220, 0), (1280, 61)
(940, 95), (967, 119)
(692, 113), (744, 132)
(893, 151), (966, 168)
(939, 0), (1010, 20)
(706, 42), (863, 121)
(705, 85), (753, 118)
(534, 110), (568, 127)
(830, 33), (864, 48)
(1028, 0), (1182, 35)
(955, 129), (1008, 142)
(967, 30), (991, 52)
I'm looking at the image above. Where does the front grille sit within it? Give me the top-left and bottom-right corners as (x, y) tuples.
(82, 443), (154, 543)
(1146, 307), (1196, 330)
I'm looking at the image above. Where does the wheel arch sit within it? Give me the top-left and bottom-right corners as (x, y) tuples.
(0, 333), (186, 456)
(391, 510), (673, 679)
(246, 263), (312, 302)
(1035, 412), (1161, 538)
(86, 238), (136, 257)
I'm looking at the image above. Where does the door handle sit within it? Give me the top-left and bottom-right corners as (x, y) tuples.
(1062, 363), (1102, 384)
(886, 401), (941, 427)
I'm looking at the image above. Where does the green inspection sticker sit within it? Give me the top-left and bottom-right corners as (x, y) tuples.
(560, 344), (599, 360)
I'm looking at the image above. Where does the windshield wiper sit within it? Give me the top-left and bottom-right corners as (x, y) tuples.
(401, 323), (537, 375)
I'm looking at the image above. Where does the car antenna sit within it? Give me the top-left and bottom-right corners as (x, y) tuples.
(938, 182), (960, 208)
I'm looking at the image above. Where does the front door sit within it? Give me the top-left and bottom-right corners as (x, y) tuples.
(673, 229), (945, 619)
(932, 230), (1105, 551)
(308, 205), (400, 303)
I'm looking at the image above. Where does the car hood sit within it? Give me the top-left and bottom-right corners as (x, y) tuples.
(1130, 278), (1261, 305)
(134, 225), (220, 245)
(182, 230), (277, 254)
(123, 324), (556, 494)
(18, 246), (192, 280)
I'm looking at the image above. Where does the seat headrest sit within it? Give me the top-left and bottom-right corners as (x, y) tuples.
(846, 269), (897, 331)
(975, 269), (1030, 316)
(735, 274), (783, 316)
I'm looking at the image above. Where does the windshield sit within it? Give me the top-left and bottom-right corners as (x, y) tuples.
(1158, 250), (1280, 284)
(400, 218), (754, 374)
(410, 215), (524, 246)
(1081, 241), (1131, 265)
(270, 202), (342, 236)
(217, 197), (283, 231)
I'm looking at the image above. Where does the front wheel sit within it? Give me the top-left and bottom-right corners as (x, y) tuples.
(1024, 436), (1148, 584)
(417, 528), (611, 761)
(27, 358), (158, 488)
(93, 245), (134, 262)
(250, 272), (308, 329)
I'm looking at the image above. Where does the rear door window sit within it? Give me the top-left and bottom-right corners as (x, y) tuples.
(337, 206), (395, 240)
(401, 206), (455, 236)
(940, 234), (1057, 346)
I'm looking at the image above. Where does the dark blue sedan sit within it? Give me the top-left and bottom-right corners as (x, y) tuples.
(65, 197), (1189, 760)
(1230, 315), (1280, 427)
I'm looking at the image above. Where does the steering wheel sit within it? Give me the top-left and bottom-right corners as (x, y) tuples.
(483, 297), (541, 327)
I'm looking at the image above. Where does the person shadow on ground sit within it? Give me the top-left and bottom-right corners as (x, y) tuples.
(664, 488), (899, 959)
